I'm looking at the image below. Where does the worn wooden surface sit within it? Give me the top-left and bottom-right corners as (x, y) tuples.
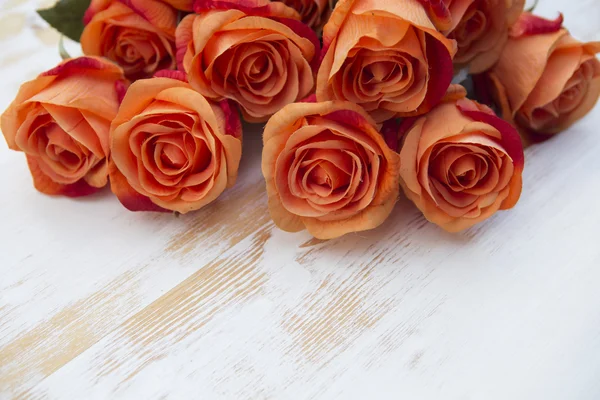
(1, 0), (600, 399)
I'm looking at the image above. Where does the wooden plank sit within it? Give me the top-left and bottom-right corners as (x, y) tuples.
(0, 133), (271, 394)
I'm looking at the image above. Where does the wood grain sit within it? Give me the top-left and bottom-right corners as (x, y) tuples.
(1, 0), (600, 399)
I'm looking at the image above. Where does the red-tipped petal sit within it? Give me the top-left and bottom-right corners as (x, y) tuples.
(194, 0), (299, 19)
(83, 8), (95, 25)
(83, 0), (110, 25)
(456, 99), (524, 169)
(154, 69), (188, 82)
(109, 162), (169, 212)
(415, 0), (452, 31)
(27, 156), (99, 197)
(416, 34), (454, 115)
(324, 110), (376, 133)
(119, 0), (178, 33)
(41, 56), (119, 77)
(218, 100), (242, 139)
(509, 12), (564, 38)
(272, 17), (321, 72)
(300, 94), (317, 103)
(115, 79), (129, 104)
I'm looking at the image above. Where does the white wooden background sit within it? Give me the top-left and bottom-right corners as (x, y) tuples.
(1, 0), (600, 399)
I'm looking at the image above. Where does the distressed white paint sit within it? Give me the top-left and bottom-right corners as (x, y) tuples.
(1, 0), (600, 399)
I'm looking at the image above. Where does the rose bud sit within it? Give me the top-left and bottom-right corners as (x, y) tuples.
(277, 0), (332, 31)
(316, 0), (457, 124)
(109, 71), (242, 214)
(81, 0), (177, 80)
(176, 0), (320, 123)
(262, 100), (401, 239)
(485, 13), (600, 135)
(1, 57), (127, 197)
(398, 86), (524, 232)
(418, 0), (524, 73)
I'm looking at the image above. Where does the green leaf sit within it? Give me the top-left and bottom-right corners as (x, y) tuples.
(37, 0), (91, 43)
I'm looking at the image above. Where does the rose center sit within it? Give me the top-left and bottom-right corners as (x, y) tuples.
(222, 41), (285, 97)
(450, 163), (477, 186)
(430, 145), (496, 192)
(554, 64), (591, 114)
(306, 159), (350, 194)
(344, 46), (421, 109)
(556, 84), (585, 113)
(367, 61), (395, 82)
(47, 144), (81, 168)
(531, 62), (593, 129)
(125, 45), (139, 61)
(115, 32), (144, 63)
(281, 129), (379, 217)
(160, 143), (187, 170)
(249, 53), (270, 78)
(29, 122), (89, 182)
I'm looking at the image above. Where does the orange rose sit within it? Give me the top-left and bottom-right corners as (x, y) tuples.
(109, 71), (242, 213)
(1, 57), (127, 197)
(418, 0), (524, 73)
(316, 0), (457, 123)
(81, 0), (177, 80)
(176, 0), (320, 122)
(278, 0), (331, 30)
(486, 13), (600, 135)
(398, 86), (524, 232)
(262, 100), (401, 239)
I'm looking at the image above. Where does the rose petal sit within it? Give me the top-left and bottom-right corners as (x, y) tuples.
(27, 155), (99, 197)
(509, 12), (564, 38)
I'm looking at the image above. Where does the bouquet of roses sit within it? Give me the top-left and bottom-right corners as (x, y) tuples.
(2, 0), (599, 239)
